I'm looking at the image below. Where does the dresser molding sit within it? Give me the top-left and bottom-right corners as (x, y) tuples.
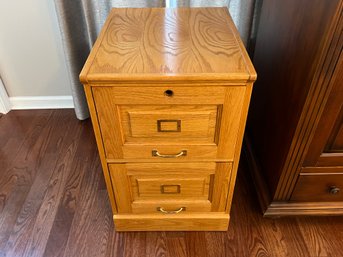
(244, 136), (343, 216)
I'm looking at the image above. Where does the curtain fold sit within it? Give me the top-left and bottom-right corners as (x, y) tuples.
(54, 0), (261, 120)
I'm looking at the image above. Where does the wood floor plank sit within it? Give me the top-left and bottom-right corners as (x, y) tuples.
(123, 232), (146, 257)
(146, 232), (167, 257)
(226, 158), (311, 257)
(297, 216), (343, 257)
(184, 232), (207, 257)
(43, 120), (96, 257)
(1, 110), (343, 257)
(204, 232), (226, 257)
(105, 230), (125, 257)
(165, 232), (187, 257)
(61, 153), (114, 257)
(4, 110), (83, 257)
(0, 110), (54, 255)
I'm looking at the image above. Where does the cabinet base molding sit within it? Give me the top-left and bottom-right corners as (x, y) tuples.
(244, 136), (343, 217)
(264, 202), (343, 217)
(113, 213), (230, 231)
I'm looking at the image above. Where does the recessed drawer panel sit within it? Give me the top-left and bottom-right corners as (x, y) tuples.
(291, 173), (343, 202)
(120, 105), (219, 143)
(130, 173), (213, 201)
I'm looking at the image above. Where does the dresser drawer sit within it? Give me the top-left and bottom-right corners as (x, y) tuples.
(291, 173), (343, 202)
(92, 86), (246, 160)
(109, 162), (232, 213)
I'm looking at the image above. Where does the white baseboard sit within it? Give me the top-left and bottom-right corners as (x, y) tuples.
(0, 78), (11, 114)
(10, 96), (74, 110)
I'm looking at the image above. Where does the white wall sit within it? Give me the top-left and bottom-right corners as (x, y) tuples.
(0, 0), (71, 98)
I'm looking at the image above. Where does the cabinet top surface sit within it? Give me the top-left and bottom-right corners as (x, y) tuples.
(80, 7), (256, 84)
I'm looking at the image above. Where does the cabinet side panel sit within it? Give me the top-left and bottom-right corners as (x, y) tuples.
(108, 164), (132, 213)
(211, 163), (233, 211)
(92, 87), (124, 159)
(84, 85), (118, 213)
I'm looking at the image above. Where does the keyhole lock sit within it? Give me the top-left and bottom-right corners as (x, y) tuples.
(164, 89), (174, 97)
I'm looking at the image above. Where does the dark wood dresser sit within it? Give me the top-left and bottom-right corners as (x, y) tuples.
(246, 0), (343, 215)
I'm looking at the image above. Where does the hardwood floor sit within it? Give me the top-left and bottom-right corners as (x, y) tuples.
(1, 110), (343, 257)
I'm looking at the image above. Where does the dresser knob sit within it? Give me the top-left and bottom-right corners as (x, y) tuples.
(329, 186), (340, 195)
(164, 89), (174, 97)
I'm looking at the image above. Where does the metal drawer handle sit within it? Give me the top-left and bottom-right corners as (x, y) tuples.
(152, 149), (187, 158)
(330, 186), (340, 195)
(157, 207), (186, 214)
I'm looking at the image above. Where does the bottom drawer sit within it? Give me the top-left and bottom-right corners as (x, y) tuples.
(108, 162), (232, 214)
(291, 173), (343, 202)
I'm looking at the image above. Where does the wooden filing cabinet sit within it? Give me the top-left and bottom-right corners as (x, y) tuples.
(80, 7), (256, 231)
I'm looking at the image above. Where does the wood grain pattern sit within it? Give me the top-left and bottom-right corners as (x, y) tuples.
(92, 85), (245, 161)
(81, 7), (256, 231)
(247, 0), (342, 199)
(211, 163), (232, 211)
(304, 48), (343, 166)
(2, 110), (343, 256)
(225, 83), (253, 213)
(246, 0), (343, 215)
(109, 164), (133, 213)
(119, 105), (218, 143)
(245, 136), (343, 216)
(80, 8), (256, 84)
(291, 173), (343, 202)
(43, 120), (97, 257)
(84, 85), (118, 214)
(0, 110), (52, 255)
(113, 213), (230, 231)
(108, 162), (229, 216)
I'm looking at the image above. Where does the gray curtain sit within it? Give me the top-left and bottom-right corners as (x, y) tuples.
(54, 0), (261, 120)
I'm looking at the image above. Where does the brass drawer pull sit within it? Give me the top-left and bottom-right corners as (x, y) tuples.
(161, 184), (181, 194)
(157, 207), (186, 214)
(152, 149), (187, 158)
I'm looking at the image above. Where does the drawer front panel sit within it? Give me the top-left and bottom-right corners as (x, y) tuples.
(131, 175), (211, 199)
(92, 86), (226, 105)
(291, 173), (343, 202)
(108, 162), (232, 213)
(92, 86), (246, 160)
(120, 105), (219, 143)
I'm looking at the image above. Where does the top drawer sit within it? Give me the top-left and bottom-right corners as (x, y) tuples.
(91, 86), (246, 160)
